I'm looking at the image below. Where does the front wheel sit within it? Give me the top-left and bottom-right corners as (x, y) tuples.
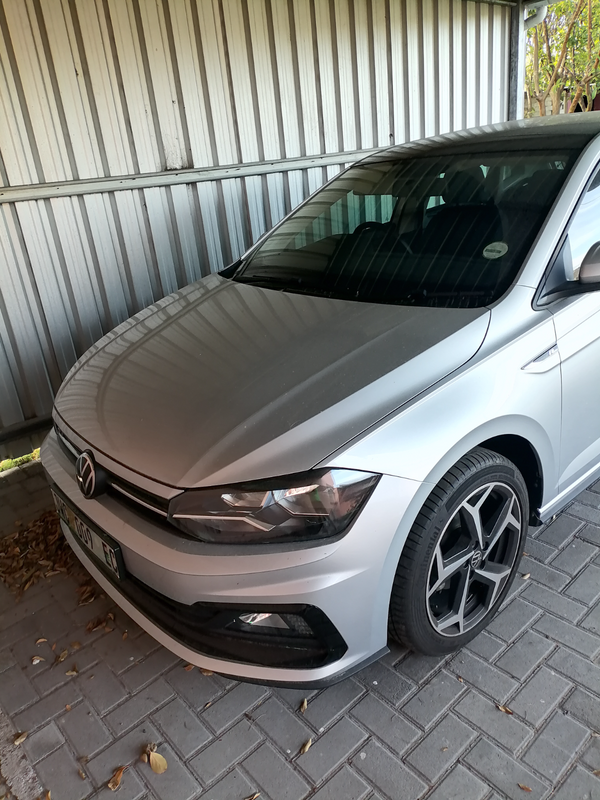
(389, 448), (528, 655)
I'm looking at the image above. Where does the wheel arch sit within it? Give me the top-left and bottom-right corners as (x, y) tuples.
(478, 434), (544, 526)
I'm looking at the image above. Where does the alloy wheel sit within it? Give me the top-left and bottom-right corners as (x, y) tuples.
(426, 481), (522, 637)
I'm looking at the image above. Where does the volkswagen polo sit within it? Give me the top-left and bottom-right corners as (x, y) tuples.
(42, 113), (600, 685)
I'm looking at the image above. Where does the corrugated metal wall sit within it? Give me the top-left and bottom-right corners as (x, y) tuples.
(0, 0), (511, 452)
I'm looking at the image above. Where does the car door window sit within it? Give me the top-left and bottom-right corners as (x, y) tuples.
(568, 168), (600, 279)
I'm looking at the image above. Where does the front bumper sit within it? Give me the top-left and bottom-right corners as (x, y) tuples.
(41, 429), (423, 685)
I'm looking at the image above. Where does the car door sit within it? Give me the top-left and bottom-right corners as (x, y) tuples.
(549, 168), (600, 492)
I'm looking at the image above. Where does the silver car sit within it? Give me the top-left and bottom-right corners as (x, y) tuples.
(42, 113), (600, 686)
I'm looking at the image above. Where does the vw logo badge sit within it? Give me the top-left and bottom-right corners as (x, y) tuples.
(76, 451), (97, 499)
(471, 549), (483, 570)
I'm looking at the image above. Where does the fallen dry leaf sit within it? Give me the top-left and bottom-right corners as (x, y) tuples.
(0, 511), (80, 598)
(593, 769), (600, 777)
(36, 638), (47, 644)
(107, 765), (127, 791)
(299, 738), (312, 755)
(65, 666), (78, 676)
(71, 641), (81, 650)
(54, 649), (68, 665)
(184, 664), (195, 671)
(200, 668), (213, 676)
(44, 791), (51, 800)
(441, 746), (448, 752)
(13, 731), (27, 745)
(244, 793), (261, 800)
(148, 751), (168, 774)
(78, 769), (86, 780)
(107, 611), (115, 621)
(203, 701), (212, 709)
(65, 704), (71, 712)
(457, 676), (464, 683)
(31, 656), (45, 665)
(496, 704), (514, 715)
(521, 573), (531, 580)
(140, 752), (148, 763)
(518, 784), (532, 793)
(122, 631), (128, 641)
(299, 698), (308, 714)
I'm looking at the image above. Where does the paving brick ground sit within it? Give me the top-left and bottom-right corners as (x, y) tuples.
(3, 481), (600, 798)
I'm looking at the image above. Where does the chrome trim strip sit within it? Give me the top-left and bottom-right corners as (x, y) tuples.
(109, 483), (169, 518)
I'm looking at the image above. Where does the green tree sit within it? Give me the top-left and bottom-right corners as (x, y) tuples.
(525, 0), (600, 115)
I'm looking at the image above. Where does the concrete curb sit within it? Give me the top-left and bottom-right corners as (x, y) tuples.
(0, 460), (53, 538)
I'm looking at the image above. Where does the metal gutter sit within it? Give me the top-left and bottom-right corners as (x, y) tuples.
(0, 148), (381, 205)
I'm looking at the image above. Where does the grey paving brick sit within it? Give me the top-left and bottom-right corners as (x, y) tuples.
(0, 647), (15, 672)
(57, 700), (113, 757)
(551, 765), (600, 800)
(495, 629), (555, 680)
(522, 582), (587, 621)
(425, 764), (488, 800)
(31, 646), (98, 696)
(92, 627), (155, 674)
(537, 514), (582, 547)
(0, 664), (39, 714)
(198, 768), (257, 800)
(35, 745), (94, 800)
(581, 523), (600, 546)
(142, 742), (200, 800)
(549, 648), (600, 696)
(190, 719), (261, 784)
(104, 677), (174, 734)
(575, 489), (600, 507)
(510, 666), (571, 725)
(563, 687), (600, 730)
(581, 737), (600, 770)
(86, 720), (161, 785)
(248, 695), (313, 754)
(565, 563), (600, 604)
(9, 632), (56, 672)
(405, 712), (476, 781)
(21, 721), (64, 763)
(402, 670), (466, 729)
(448, 650), (517, 702)
(355, 660), (414, 706)
(351, 739), (427, 799)
(0, 611), (41, 646)
(165, 663), (222, 710)
(533, 612), (600, 657)
(581, 600), (600, 637)
(152, 697), (211, 759)
(302, 679), (364, 731)
(551, 538), (598, 575)
(463, 739), (547, 799)
(243, 743), (311, 800)
(455, 690), (533, 753)
(201, 681), (268, 734)
(396, 652), (448, 683)
(297, 717), (367, 782)
(272, 687), (318, 710)
(379, 640), (409, 668)
(308, 766), (370, 800)
(520, 555), (570, 591)
(92, 767), (146, 800)
(12, 682), (82, 730)
(569, 501), (600, 526)
(78, 661), (129, 715)
(486, 598), (541, 642)
(120, 647), (180, 692)
(523, 537), (557, 564)
(350, 693), (419, 755)
(523, 710), (588, 781)
(465, 631), (506, 661)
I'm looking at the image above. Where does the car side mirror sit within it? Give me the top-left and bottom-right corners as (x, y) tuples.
(579, 242), (600, 284)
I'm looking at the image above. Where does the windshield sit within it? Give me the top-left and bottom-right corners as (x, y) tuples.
(232, 148), (576, 308)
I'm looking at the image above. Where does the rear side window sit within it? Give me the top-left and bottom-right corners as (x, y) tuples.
(234, 149), (576, 308)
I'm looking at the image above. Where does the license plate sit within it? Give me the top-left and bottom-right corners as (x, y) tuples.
(51, 489), (124, 580)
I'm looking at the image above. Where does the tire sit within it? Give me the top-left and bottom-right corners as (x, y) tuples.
(389, 447), (529, 655)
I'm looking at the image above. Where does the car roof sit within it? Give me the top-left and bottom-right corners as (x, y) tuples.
(362, 111), (600, 164)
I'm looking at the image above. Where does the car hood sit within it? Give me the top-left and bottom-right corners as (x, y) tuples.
(54, 274), (490, 487)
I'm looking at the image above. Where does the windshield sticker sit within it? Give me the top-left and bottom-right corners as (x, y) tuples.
(483, 242), (509, 260)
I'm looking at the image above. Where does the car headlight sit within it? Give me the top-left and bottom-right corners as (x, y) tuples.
(167, 468), (380, 544)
